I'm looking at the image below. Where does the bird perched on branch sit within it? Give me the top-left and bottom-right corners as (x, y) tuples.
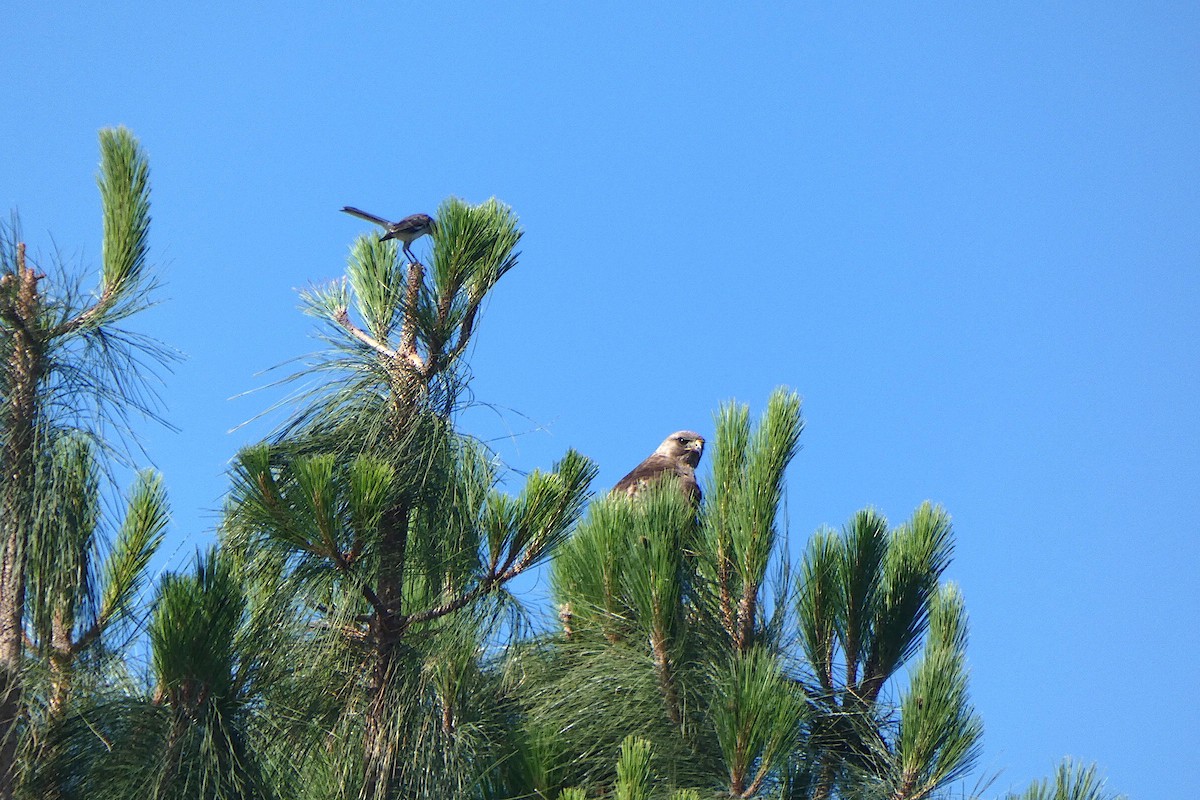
(341, 206), (436, 263)
(613, 430), (705, 506)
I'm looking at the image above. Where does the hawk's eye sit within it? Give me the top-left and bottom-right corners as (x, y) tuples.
(677, 438), (688, 444)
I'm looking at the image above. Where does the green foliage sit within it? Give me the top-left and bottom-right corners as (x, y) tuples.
(346, 235), (406, 341)
(795, 504), (980, 800)
(709, 648), (807, 797)
(615, 736), (654, 800)
(100, 470), (170, 632)
(6, 156), (1106, 800)
(482, 448), (597, 580)
(698, 388), (803, 652)
(1003, 759), (1126, 800)
(428, 196), (522, 308)
(619, 489), (693, 649)
(550, 496), (639, 639)
(0, 124), (173, 476)
(540, 396), (981, 800)
(29, 549), (273, 800)
(552, 484), (695, 645)
(25, 435), (100, 649)
(869, 504), (955, 684)
(230, 445), (394, 565)
(23, 439), (167, 731)
(798, 504), (955, 702)
(97, 126), (153, 306)
(890, 636), (982, 799)
(227, 438), (595, 628)
(1, 126), (176, 800)
(796, 528), (840, 691)
(149, 549), (243, 712)
(221, 196), (599, 800)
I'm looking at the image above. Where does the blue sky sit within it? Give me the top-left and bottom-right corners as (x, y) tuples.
(4, 3), (1197, 797)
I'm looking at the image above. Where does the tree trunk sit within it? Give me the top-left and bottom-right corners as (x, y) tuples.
(650, 628), (681, 726)
(0, 246), (43, 800)
(47, 606), (76, 720)
(0, 529), (27, 800)
(362, 502), (410, 800)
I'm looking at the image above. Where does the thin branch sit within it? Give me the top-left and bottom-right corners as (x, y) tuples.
(443, 299), (481, 366)
(73, 621), (103, 653)
(335, 308), (397, 360)
(745, 766), (773, 798)
(402, 577), (493, 628)
(360, 584), (389, 621)
(499, 549), (539, 582)
(325, 544), (389, 621)
(51, 290), (114, 337)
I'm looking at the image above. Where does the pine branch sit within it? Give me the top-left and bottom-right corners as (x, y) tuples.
(401, 577), (493, 628)
(53, 127), (153, 337)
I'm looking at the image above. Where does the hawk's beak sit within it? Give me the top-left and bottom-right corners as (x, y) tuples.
(689, 441), (705, 453)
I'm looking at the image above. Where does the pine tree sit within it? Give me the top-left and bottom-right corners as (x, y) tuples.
(1002, 759), (1126, 800)
(0, 128), (171, 799)
(521, 393), (983, 800)
(23, 435), (167, 722)
(223, 198), (595, 799)
(2, 147), (1121, 799)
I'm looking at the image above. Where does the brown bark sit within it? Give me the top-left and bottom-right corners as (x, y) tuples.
(361, 501), (410, 800)
(351, 256), (505, 798)
(0, 244), (43, 799)
(650, 627), (681, 726)
(736, 582), (758, 654)
(729, 751), (747, 797)
(46, 606), (75, 720)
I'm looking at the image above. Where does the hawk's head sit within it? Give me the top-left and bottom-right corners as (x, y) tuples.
(654, 430), (705, 469)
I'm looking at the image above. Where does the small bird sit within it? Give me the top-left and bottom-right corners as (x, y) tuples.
(341, 206), (436, 263)
(613, 430), (706, 506)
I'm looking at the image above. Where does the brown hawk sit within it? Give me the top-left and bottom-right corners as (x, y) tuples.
(612, 430), (705, 506)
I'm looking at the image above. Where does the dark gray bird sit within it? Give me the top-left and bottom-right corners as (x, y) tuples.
(613, 430), (705, 506)
(341, 206), (436, 263)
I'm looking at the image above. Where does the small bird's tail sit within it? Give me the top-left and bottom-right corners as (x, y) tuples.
(340, 206), (391, 226)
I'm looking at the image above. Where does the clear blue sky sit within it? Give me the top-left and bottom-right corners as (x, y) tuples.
(4, 3), (1197, 797)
